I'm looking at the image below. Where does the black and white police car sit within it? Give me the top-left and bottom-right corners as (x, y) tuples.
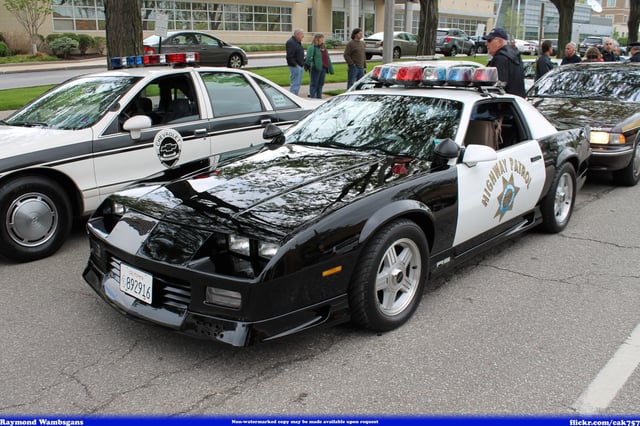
(83, 63), (590, 346)
(0, 53), (321, 262)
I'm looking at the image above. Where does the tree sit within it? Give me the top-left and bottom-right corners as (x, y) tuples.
(548, 0), (575, 58)
(4, 0), (51, 54)
(416, 0), (438, 55)
(104, 0), (143, 69)
(629, 0), (640, 44)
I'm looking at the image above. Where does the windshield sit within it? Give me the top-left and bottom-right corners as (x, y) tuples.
(284, 94), (463, 160)
(530, 67), (640, 102)
(6, 76), (139, 130)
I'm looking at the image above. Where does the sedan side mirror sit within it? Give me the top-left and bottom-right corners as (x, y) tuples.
(263, 123), (285, 146)
(123, 115), (152, 140)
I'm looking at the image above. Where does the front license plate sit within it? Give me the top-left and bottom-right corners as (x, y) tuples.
(120, 263), (153, 304)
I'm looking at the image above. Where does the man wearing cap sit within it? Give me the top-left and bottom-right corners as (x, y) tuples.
(343, 28), (366, 89)
(483, 28), (526, 97)
(629, 42), (640, 62)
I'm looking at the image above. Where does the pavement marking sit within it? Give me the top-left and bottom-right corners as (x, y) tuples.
(572, 322), (640, 414)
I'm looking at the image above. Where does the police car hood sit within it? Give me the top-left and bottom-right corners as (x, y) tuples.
(529, 97), (640, 131)
(0, 125), (86, 159)
(114, 144), (426, 250)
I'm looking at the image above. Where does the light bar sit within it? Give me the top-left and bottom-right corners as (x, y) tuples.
(370, 64), (499, 88)
(110, 52), (200, 69)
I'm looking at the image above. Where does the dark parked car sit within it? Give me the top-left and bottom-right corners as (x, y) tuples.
(436, 28), (476, 56)
(84, 63), (589, 346)
(143, 31), (248, 68)
(528, 62), (640, 186)
(579, 36), (605, 57)
(469, 35), (487, 54)
(364, 31), (418, 60)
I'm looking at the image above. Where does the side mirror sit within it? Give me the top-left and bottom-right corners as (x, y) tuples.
(431, 138), (460, 170)
(462, 144), (498, 167)
(123, 115), (152, 140)
(263, 123), (285, 146)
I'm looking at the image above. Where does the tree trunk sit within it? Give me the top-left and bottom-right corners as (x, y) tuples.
(629, 0), (640, 44)
(104, 0), (143, 69)
(417, 0), (438, 55)
(549, 0), (575, 59)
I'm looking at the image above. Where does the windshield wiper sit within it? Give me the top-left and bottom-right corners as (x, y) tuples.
(8, 121), (49, 127)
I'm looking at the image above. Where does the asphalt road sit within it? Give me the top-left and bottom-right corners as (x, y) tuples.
(1, 173), (639, 416)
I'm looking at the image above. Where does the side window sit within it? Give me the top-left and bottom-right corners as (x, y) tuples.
(200, 71), (264, 117)
(118, 73), (200, 130)
(255, 78), (299, 110)
(200, 34), (220, 47)
(465, 101), (528, 150)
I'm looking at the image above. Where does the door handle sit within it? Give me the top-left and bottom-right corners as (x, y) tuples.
(260, 119), (272, 127)
(194, 128), (207, 136)
(530, 155), (542, 162)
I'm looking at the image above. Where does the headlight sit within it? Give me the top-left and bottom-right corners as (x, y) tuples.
(228, 234), (280, 259)
(590, 131), (625, 145)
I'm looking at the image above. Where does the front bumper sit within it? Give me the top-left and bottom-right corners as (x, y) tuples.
(83, 257), (351, 347)
(589, 144), (635, 172)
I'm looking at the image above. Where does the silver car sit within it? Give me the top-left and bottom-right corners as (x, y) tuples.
(364, 31), (418, 60)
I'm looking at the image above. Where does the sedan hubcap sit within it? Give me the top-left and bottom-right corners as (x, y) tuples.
(375, 238), (421, 316)
(6, 192), (58, 247)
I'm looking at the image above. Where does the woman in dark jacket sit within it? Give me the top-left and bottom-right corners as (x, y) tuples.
(305, 33), (334, 99)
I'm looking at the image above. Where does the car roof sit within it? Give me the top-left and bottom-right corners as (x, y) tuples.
(78, 64), (257, 80)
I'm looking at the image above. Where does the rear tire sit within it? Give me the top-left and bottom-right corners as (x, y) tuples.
(539, 163), (576, 233)
(612, 141), (640, 186)
(449, 46), (458, 57)
(467, 46), (476, 56)
(0, 176), (72, 262)
(393, 47), (401, 59)
(349, 219), (428, 332)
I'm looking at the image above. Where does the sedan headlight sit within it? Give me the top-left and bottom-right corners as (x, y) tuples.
(590, 131), (625, 145)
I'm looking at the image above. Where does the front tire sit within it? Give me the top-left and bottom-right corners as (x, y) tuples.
(612, 141), (640, 186)
(467, 46), (476, 56)
(349, 219), (428, 332)
(393, 47), (401, 59)
(0, 176), (72, 262)
(449, 46), (458, 57)
(228, 53), (243, 68)
(539, 163), (576, 233)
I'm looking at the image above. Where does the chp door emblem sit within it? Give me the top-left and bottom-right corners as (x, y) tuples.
(154, 128), (183, 167)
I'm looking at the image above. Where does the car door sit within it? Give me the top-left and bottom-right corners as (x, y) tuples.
(198, 70), (280, 154)
(94, 71), (212, 198)
(453, 100), (546, 248)
(197, 34), (228, 66)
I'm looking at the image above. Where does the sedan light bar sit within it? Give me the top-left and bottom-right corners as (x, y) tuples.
(110, 52), (200, 69)
(371, 63), (499, 88)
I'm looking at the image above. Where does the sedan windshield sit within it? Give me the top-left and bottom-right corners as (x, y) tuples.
(6, 76), (140, 130)
(530, 66), (640, 102)
(285, 94), (463, 160)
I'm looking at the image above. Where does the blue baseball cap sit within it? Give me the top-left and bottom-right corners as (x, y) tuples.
(483, 28), (509, 41)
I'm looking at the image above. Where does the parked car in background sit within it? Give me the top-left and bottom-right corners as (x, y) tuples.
(436, 28), (476, 56)
(364, 31), (418, 60)
(526, 40), (540, 55)
(528, 62), (640, 186)
(0, 54), (320, 262)
(579, 36), (605, 57)
(143, 31), (248, 68)
(515, 39), (536, 55)
(469, 35), (487, 54)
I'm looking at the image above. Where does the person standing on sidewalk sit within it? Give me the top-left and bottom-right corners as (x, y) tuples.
(343, 28), (366, 89)
(286, 29), (305, 95)
(305, 33), (334, 99)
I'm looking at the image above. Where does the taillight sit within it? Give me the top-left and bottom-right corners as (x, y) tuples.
(445, 36), (452, 42)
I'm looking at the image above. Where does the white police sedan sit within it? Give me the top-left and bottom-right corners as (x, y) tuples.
(0, 53), (321, 262)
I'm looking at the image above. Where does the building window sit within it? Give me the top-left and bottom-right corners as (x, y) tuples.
(606, 0), (616, 7)
(52, 0), (292, 33)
